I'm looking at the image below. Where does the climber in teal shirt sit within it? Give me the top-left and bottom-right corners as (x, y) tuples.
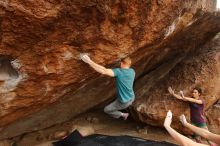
(112, 68), (135, 103)
(80, 54), (135, 120)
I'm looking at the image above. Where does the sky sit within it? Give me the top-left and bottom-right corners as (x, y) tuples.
(217, 0), (220, 8)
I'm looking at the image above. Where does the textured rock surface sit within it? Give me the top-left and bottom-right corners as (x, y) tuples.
(0, 0), (219, 139)
(132, 34), (220, 132)
(206, 104), (220, 134)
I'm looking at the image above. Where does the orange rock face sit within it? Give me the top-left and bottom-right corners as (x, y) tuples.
(0, 0), (219, 139)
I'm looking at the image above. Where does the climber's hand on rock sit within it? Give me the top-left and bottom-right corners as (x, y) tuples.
(80, 53), (91, 64)
(168, 87), (175, 95)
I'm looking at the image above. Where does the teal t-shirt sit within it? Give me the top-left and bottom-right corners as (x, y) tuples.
(112, 68), (135, 103)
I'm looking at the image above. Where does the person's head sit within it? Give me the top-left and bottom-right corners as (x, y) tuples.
(192, 87), (202, 98)
(120, 57), (132, 68)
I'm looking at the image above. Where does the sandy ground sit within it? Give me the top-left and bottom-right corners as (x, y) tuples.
(7, 110), (178, 146)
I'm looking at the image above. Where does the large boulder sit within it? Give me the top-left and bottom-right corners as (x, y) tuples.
(132, 34), (220, 132)
(0, 0), (219, 139)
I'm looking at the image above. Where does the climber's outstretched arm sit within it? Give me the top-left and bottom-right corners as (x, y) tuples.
(80, 54), (114, 77)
